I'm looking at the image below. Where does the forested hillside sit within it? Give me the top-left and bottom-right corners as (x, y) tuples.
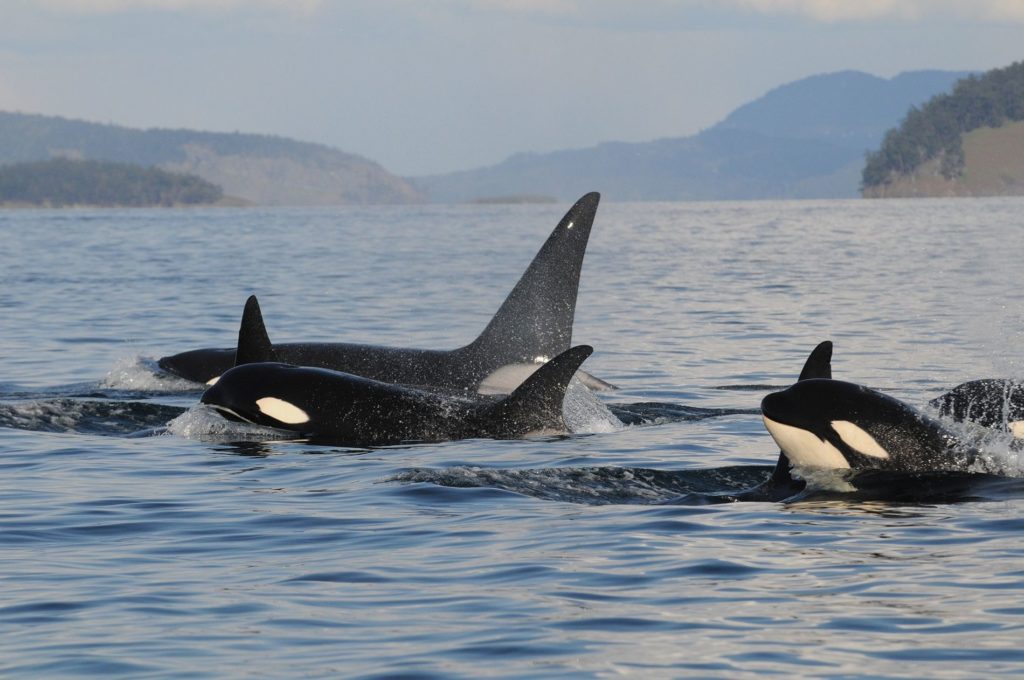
(0, 158), (222, 207)
(0, 112), (422, 205)
(862, 61), (1024, 193)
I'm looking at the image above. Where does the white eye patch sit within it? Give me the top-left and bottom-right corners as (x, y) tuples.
(206, 376), (220, 386)
(1010, 421), (1024, 439)
(830, 420), (890, 459)
(256, 397), (310, 425)
(762, 416), (850, 469)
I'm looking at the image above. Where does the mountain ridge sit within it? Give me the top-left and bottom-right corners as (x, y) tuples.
(413, 69), (972, 203)
(0, 111), (422, 206)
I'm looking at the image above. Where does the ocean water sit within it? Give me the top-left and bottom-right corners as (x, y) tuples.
(4, 198), (1024, 677)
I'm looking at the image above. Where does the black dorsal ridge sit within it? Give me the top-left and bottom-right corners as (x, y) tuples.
(234, 295), (277, 366)
(465, 192), (599, 369)
(487, 345), (594, 435)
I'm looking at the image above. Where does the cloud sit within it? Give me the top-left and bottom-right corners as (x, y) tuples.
(37, 0), (322, 13)
(733, 0), (1024, 22)
(32, 0), (1024, 22)
(440, 0), (1024, 24)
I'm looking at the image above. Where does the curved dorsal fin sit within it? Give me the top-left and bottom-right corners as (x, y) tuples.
(486, 345), (593, 436)
(465, 193), (599, 370)
(234, 295), (277, 366)
(798, 340), (833, 381)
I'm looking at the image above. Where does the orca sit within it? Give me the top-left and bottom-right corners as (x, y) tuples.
(159, 192), (611, 393)
(199, 345), (594, 447)
(761, 378), (978, 473)
(930, 379), (1024, 438)
(724, 341), (831, 502)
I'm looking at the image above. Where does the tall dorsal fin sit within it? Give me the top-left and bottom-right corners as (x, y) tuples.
(770, 341), (833, 486)
(234, 295), (277, 366)
(465, 193), (599, 370)
(485, 345), (593, 436)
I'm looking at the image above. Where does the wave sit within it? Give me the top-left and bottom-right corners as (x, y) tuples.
(0, 398), (186, 436)
(607, 402), (759, 426)
(392, 465), (774, 505)
(392, 462), (1024, 506)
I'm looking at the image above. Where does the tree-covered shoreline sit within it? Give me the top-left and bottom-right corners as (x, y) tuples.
(0, 158), (223, 207)
(862, 61), (1024, 190)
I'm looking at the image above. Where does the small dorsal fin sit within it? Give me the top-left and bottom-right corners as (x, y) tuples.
(465, 193), (599, 373)
(486, 345), (594, 436)
(798, 340), (833, 381)
(770, 341), (833, 487)
(234, 295), (277, 366)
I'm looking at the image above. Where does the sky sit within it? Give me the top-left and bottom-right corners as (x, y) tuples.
(0, 1), (1022, 176)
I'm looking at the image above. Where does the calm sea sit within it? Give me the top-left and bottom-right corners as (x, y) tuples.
(3, 198), (1024, 678)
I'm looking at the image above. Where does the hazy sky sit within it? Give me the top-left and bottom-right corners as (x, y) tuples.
(1, 1), (1022, 175)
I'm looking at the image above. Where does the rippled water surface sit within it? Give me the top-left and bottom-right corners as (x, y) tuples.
(4, 198), (1024, 677)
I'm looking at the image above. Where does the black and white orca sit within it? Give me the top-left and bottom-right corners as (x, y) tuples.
(723, 341), (831, 502)
(761, 378), (978, 473)
(160, 192), (610, 394)
(930, 379), (1024, 438)
(200, 344), (594, 447)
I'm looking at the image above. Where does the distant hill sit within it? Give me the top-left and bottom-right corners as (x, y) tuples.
(0, 158), (224, 206)
(862, 61), (1024, 197)
(413, 70), (971, 203)
(0, 112), (422, 206)
(0, 158), (223, 207)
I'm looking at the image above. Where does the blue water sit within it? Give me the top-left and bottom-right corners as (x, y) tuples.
(4, 198), (1024, 677)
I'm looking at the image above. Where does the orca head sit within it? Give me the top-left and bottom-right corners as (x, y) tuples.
(200, 362), (313, 432)
(761, 379), (909, 471)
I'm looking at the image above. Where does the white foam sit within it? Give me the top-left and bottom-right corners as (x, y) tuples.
(0, 400), (80, 431)
(101, 355), (200, 392)
(932, 418), (1024, 477)
(562, 378), (623, 434)
(795, 467), (857, 493)
(167, 404), (295, 442)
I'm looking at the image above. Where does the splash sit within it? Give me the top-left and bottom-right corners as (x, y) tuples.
(167, 404), (297, 443)
(794, 467), (857, 493)
(100, 355), (201, 393)
(927, 404), (1024, 478)
(562, 378), (623, 434)
(965, 428), (1024, 477)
